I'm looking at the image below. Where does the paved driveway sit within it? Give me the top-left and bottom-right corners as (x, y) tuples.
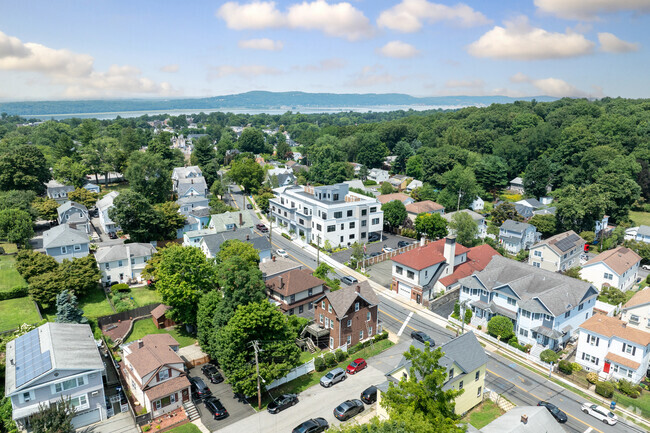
(366, 260), (393, 288)
(188, 365), (256, 431)
(331, 233), (417, 264)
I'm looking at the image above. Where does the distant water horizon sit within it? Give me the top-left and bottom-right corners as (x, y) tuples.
(25, 104), (466, 120)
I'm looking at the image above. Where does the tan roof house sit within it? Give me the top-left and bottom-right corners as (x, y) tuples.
(621, 288), (650, 331)
(405, 200), (445, 222)
(580, 246), (641, 291)
(377, 193), (414, 206)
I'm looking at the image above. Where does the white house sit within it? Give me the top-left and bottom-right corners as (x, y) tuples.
(498, 220), (540, 254)
(172, 166), (202, 191)
(471, 196), (484, 212)
(95, 243), (156, 285)
(528, 231), (585, 272)
(269, 183), (383, 248)
(442, 209), (487, 239)
(581, 246), (641, 291)
(620, 289), (650, 332)
(405, 179), (422, 193)
(46, 180), (74, 204)
(576, 314), (650, 384)
(96, 191), (120, 235)
(368, 168), (389, 184)
(625, 225), (650, 243)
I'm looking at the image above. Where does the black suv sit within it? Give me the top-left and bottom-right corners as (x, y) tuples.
(201, 364), (224, 384)
(333, 399), (365, 421)
(204, 396), (228, 420)
(189, 377), (212, 400)
(292, 418), (329, 433)
(411, 330), (435, 347)
(267, 394), (298, 414)
(360, 385), (377, 404)
(368, 232), (380, 242)
(397, 240), (411, 248)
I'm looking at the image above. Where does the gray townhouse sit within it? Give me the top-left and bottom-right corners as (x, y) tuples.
(498, 219), (540, 254)
(57, 201), (91, 234)
(42, 223), (90, 262)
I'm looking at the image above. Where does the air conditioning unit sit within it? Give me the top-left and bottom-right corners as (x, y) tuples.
(91, 391), (99, 397)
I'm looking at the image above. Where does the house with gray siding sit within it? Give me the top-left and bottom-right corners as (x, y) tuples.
(498, 219), (540, 254)
(43, 223), (90, 262)
(97, 191), (120, 235)
(57, 201), (91, 234)
(46, 180), (75, 204)
(4, 323), (107, 430)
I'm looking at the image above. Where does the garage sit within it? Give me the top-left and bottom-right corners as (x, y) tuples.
(71, 407), (101, 428)
(398, 281), (412, 299)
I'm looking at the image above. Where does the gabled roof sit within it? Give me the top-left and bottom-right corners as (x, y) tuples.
(392, 238), (470, 271)
(94, 243), (157, 263)
(172, 165), (202, 179)
(479, 406), (566, 433)
(438, 244), (501, 288)
(405, 200), (444, 214)
(42, 223), (89, 249)
(637, 225), (650, 237)
(125, 334), (183, 377)
(177, 177), (207, 197)
(201, 229), (270, 255)
(259, 257), (302, 278)
(580, 314), (650, 346)
(442, 209), (484, 223)
(406, 179), (423, 189)
(514, 204), (534, 219)
(57, 201), (88, 216)
(97, 191), (119, 212)
(377, 193), (411, 205)
(510, 177), (523, 184)
(623, 288), (650, 310)
(531, 230), (584, 255)
(583, 246), (641, 275)
(517, 198), (542, 208)
(151, 304), (171, 320)
(188, 207), (211, 218)
(500, 219), (533, 233)
(176, 195), (209, 205)
(266, 269), (324, 297)
(318, 280), (378, 320)
(209, 211), (254, 232)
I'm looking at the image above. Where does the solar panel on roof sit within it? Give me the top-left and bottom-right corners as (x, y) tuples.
(555, 234), (580, 252)
(14, 329), (52, 387)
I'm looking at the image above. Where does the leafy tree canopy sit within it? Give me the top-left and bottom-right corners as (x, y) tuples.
(415, 213), (448, 240)
(382, 200), (407, 229)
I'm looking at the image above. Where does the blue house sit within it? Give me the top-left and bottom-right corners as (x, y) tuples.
(42, 223), (90, 262)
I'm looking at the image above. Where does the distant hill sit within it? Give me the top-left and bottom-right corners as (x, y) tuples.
(0, 91), (557, 116)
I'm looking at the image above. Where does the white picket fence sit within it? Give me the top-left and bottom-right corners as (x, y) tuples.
(267, 359), (315, 390)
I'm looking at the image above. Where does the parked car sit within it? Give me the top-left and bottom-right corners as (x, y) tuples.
(201, 364), (224, 384)
(267, 394), (298, 414)
(189, 377), (212, 400)
(397, 240), (411, 248)
(369, 252), (381, 258)
(537, 401), (567, 423)
(340, 276), (358, 286)
(581, 403), (617, 425)
(382, 246), (394, 253)
(333, 399), (365, 421)
(411, 330), (435, 346)
(256, 223), (268, 232)
(204, 396), (228, 420)
(320, 367), (346, 387)
(108, 232), (118, 239)
(368, 232), (381, 242)
(346, 358), (367, 375)
(292, 418), (329, 433)
(360, 385), (378, 404)
(247, 203), (253, 209)
(276, 249), (289, 258)
(642, 264), (650, 271)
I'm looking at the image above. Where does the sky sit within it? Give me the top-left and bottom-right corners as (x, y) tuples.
(0, 0), (648, 101)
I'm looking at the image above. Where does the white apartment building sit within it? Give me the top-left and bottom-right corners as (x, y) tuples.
(269, 184), (383, 248)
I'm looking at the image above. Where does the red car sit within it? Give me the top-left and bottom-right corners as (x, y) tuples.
(346, 358), (367, 374)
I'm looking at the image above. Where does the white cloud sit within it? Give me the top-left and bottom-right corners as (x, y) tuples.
(300, 58), (346, 72)
(349, 65), (407, 87)
(445, 79), (485, 89)
(377, 0), (491, 33)
(0, 30), (175, 98)
(217, 1), (373, 41)
(509, 72), (529, 83)
(598, 32), (640, 53)
(535, 0), (650, 20)
(217, 1), (285, 30)
(467, 16), (595, 60)
(238, 38), (284, 51)
(378, 41), (420, 58)
(160, 64), (179, 73)
(209, 64), (281, 79)
(509, 73), (587, 97)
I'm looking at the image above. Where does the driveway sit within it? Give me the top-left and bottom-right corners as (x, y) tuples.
(331, 232), (417, 264)
(188, 365), (256, 431)
(366, 260), (393, 288)
(218, 341), (411, 433)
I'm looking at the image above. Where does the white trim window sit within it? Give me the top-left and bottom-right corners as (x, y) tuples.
(70, 394), (89, 411)
(61, 246), (68, 254)
(53, 376), (86, 393)
(74, 244), (81, 251)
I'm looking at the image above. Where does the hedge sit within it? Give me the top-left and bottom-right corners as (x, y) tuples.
(0, 286), (28, 301)
(558, 360), (573, 375)
(324, 352), (337, 367)
(314, 356), (326, 372)
(348, 331), (389, 355)
(282, 233), (291, 240)
(595, 381), (615, 398)
(335, 349), (346, 363)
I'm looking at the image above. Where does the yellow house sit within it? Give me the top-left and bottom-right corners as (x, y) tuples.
(377, 331), (487, 419)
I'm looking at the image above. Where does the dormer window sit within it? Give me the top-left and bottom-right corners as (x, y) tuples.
(449, 368), (454, 379)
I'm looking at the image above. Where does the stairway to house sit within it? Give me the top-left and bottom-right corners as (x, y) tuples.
(530, 343), (544, 360)
(183, 402), (200, 421)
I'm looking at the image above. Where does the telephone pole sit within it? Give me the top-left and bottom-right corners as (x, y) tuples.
(252, 340), (262, 409)
(317, 235), (320, 266)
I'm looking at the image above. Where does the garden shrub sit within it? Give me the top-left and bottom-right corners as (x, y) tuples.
(335, 349), (346, 363)
(570, 362), (582, 372)
(558, 360), (573, 375)
(540, 349), (559, 364)
(324, 352), (337, 367)
(314, 356), (326, 372)
(373, 331), (389, 342)
(477, 325), (482, 330)
(111, 283), (129, 294)
(0, 285), (28, 301)
(617, 379), (642, 397)
(586, 372), (598, 384)
(487, 316), (514, 341)
(142, 426), (151, 432)
(595, 381), (615, 398)
(281, 233), (291, 240)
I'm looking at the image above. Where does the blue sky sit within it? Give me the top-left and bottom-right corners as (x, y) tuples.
(0, 0), (648, 101)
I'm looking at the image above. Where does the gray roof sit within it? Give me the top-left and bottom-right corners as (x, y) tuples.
(42, 223), (89, 249)
(532, 231), (583, 255)
(533, 206), (556, 216)
(201, 230), (270, 255)
(519, 198), (542, 208)
(176, 195), (209, 205)
(276, 173), (296, 186)
(5, 323), (104, 396)
(479, 406), (568, 433)
(317, 280), (379, 320)
(172, 165), (202, 179)
(188, 207), (212, 218)
(57, 201), (88, 216)
(95, 243), (157, 264)
(210, 211), (254, 232)
(500, 219), (533, 234)
(458, 256), (598, 316)
(510, 177), (523, 184)
(514, 204), (534, 219)
(344, 180), (365, 190)
(259, 257), (302, 279)
(637, 225), (650, 237)
(442, 209), (484, 223)
(47, 184), (74, 195)
(178, 177), (207, 197)
(96, 191), (119, 212)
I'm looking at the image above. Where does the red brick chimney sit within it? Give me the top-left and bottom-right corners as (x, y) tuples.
(356, 285), (361, 294)
(138, 340), (144, 349)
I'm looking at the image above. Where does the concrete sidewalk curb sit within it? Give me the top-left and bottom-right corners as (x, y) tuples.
(191, 419), (211, 433)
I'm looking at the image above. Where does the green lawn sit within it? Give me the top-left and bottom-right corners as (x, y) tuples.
(257, 339), (394, 409)
(0, 297), (41, 331)
(630, 211), (650, 227)
(124, 318), (196, 348)
(165, 423), (201, 433)
(0, 243), (18, 254)
(614, 390), (650, 420)
(130, 286), (162, 306)
(0, 254), (26, 292)
(79, 288), (115, 319)
(461, 400), (504, 429)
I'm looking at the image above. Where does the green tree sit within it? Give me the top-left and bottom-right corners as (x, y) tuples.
(29, 269), (65, 305)
(0, 145), (50, 193)
(275, 133), (291, 160)
(523, 159), (559, 199)
(215, 301), (301, 396)
(475, 155), (508, 197)
(32, 197), (59, 221)
(191, 136), (219, 188)
(109, 190), (161, 242)
(15, 250), (59, 283)
(154, 244), (217, 325)
(59, 255), (101, 298)
(491, 203), (523, 225)
(31, 397), (75, 433)
(197, 290), (222, 357)
(255, 192), (275, 214)
(153, 201), (186, 240)
(411, 184), (437, 202)
(554, 184), (608, 233)
(487, 316), (514, 341)
(55, 290), (87, 324)
(381, 344), (464, 433)
(67, 187), (99, 209)
(229, 157), (264, 193)
(237, 128), (266, 154)
(53, 157), (89, 188)
(406, 155), (424, 180)
(382, 200), (407, 229)
(147, 132), (177, 165)
(528, 214), (557, 238)
(216, 239), (260, 266)
(0, 190), (37, 215)
(213, 256), (267, 328)
(580, 231), (596, 243)
(356, 133), (388, 169)
(599, 286), (626, 305)
(415, 213), (448, 240)
(449, 212), (479, 246)
(393, 141), (414, 174)
(125, 151), (171, 203)
(380, 182), (396, 195)
(0, 396), (19, 433)
(437, 165), (481, 211)
(594, 171), (641, 223)
(81, 137), (114, 185)
(0, 208), (33, 246)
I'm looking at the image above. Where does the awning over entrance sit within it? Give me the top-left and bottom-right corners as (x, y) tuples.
(531, 326), (563, 339)
(486, 302), (517, 320)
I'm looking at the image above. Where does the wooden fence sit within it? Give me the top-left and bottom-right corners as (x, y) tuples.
(361, 240), (429, 268)
(97, 303), (162, 327)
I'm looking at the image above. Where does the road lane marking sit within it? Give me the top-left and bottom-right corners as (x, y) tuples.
(486, 368), (604, 433)
(397, 312), (413, 337)
(584, 428), (592, 433)
(379, 308), (416, 333)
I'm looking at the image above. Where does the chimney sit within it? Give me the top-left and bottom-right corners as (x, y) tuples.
(356, 285), (361, 294)
(622, 323), (627, 328)
(443, 236), (456, 276)
(272, 255), (276, 262)
(246, 234), (250, 241)
(239, 213), (243, 226)
(279, 276), (283, 288)
(521, 414), (528, 425)
(138, 340), (144, 349)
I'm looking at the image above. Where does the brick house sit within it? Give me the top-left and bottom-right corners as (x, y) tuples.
(313, 281), (379, 349)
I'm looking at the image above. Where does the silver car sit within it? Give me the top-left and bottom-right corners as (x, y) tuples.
(320, 368), (346, 388)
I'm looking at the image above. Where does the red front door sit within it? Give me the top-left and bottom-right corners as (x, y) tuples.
(182, 388), (189, 402)
(603, 362), (611, 373)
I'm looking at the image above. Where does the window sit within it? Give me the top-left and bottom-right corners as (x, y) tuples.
(316, 224), (322, 231)
(158, 369), (170, 381)
(533, 250), (542, 257)
(347, 319), (352, 327)
(54, 376), (85, 393)
(322, 213), (327, 219)
(361, 209), (367, 216)
(361, 232), (366, 238)
(519, 328), (528, 337)
(290, 294), (295, 303)
(340, 236), (344, 243)
(131, 258), (135, 265)
(624, 343), (633, 354)
(521, 310), (531, 318)
(118, 260), (123, 267)
(70, 395), (89, 410)
(355, 302), (360, 312)
(299, 218), (305, 225)
(361, 220), (367, 227)
(308, 288), (313, 297)
(22, 392), (33, 403)
(533, 262), (541, 268)
(372, 218), (380, 225)
(349, 234), (355, 239)
(359, 330), (364, 340)
(630, 315), (640, 324)
(367, 312), (371, 321)
(324, 317), (329, 328)
(449, 368), (454, 379)
(507, 297), (516, 306)
(74, 244), (81, 251)
(61, 246), (68, 254)
(347, 210), (353, 217)
(368, 327), (372, 336)
(322, 301), (326, 309)
(396, 266), (403, 275)
(627, 369), (633, 378)
(333, 194), (339, 201)
(578, 303), (584, 311)
(347, 336), (352, 345)
(370, 207), (377, 212)
(477, 386), (482, 397)
(334, 211), (342, 219)
(327, 225), (335, 232)
(329, 337), (334, 349)
(319, 314), (324, 324)
(604, 272), (613, 280)
(565, 311), (570, 318)
(349, 222), (355, 229)
(533, 313), (540, 320)
(407, 270), (415, 279)
(299, 305), (303, 314)
(459, 381), (464, 390)
(587, 335), (599, 346)
(328, 304), (332, 313)
(475, 371), (480, 381)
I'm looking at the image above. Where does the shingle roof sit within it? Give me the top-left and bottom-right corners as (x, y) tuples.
(172, 166), (202, 179)
(584, 246), (641, 275)
(177, 177), (207, 198)
(605, 352), (641, 370)
(532, 230), (584, 255)
(188, 207), (211, 218)
(97, 191), (119, 212)
(405, 200), (444, 214)
(438, 244), (501, 288)
(479, 406), (566, 433)
(377, 193), (411, 204)
(42, 223), (89, 249)
(201, 230), (270, 255)
(94, 243), (156, 263)
(514, 204), (534, 219)
(125, 335), (183, 377)
(57, 201), (88, 216)
(500, 219), (533, 233)
(266, 269), (324, 297)
(518, 198), (542, 208)
(151, 304), (170, 320)
(259, 257), (302, 279)
(144, 375), (191, 401)
(392, 238), (470, 271)
(319, 280), (378, 319)
(637, 225), (650, 237)
(442, 209), (484, 223)
(623, 288), (650, 309)
(209, 211), (254, 232)
(580, 314), (650, 346)
(176, 196), (209, 205)
(510, 177), (523, 184)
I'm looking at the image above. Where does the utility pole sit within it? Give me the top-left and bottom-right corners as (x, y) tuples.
(268, 213), (273, 246)
(457, 189), (463, 212)
(252, 340), (262, 410)
(317, 234), (320, 266)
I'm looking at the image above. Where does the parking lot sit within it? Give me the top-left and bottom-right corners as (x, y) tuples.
(188, 364), (256, 430)
(331, 232), (417, 264)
